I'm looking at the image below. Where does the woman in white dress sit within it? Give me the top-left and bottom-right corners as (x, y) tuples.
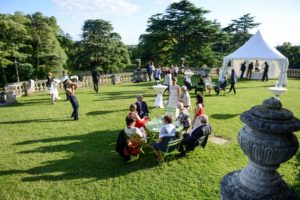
(167, 78), (180, 108)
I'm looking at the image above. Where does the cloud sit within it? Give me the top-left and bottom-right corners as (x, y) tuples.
(52, 0), (139, 17)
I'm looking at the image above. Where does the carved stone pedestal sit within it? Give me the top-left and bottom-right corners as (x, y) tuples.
(220, 98), (300, 200)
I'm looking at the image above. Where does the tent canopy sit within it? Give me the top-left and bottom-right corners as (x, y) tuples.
(220, 30), (289, 87)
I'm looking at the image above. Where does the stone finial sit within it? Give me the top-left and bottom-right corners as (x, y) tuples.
(220, 98), (300, 200)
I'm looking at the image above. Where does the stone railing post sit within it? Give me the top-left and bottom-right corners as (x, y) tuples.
(220, 98), (300, 199)
(4, 84), (17, 104)
(112, 74), (121, 85)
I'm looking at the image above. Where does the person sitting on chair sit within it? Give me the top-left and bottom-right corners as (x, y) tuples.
(179, 115), (212, 156)
(116, 117), (146, 162)
(128, 104), (148, 128)
(135, 94), (149, 119)
(195, 77), (206, 94)
(183, 75), (195, 92)
(152, 115), (177, 162)
(214, 76), (228, 96)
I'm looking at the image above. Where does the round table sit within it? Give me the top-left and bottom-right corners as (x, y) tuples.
(184, 71), (194, 79)
(146, 117), (182, 135)
(152, 84), (168, 108)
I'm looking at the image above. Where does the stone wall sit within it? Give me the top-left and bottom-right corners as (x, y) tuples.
(3, 71), (146, 98)
(2, 68), (299, 99)
(287, 68), (300, 78)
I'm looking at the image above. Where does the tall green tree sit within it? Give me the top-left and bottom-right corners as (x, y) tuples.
(75, 19), (130, 73)
(138, 0), (226, 67)
(222, 13), (260, 52)
(57, 32), (76, 70)
(0, 12), (31, 82)
(29, 12), (67, 76)
(0, 12), (67, 82)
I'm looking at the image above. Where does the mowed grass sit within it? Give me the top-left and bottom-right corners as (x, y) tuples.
(0, 77), (299, 200)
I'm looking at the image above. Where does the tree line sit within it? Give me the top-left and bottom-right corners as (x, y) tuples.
(0, 12), (130, 88)
(1, 0), (299, 88)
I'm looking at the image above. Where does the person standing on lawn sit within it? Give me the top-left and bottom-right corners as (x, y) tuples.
(92, 69), (100, 93)
(262, 62), (269, 82)
(66, 81), (79, 121)
(228, 69), (237, 95)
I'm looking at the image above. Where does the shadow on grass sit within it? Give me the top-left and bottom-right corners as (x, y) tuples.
(93, 93), (155, 102)
(0, 118), (72, 124)
(0, 130), (158, 182)
(123, 81), (155, 88)
(210, 114), (240, 120)
(293, 150), (300, 195)
(86, 108), (128, 116)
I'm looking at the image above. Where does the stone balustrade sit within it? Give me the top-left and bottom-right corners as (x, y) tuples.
(2, 68), (299, 100)
(287, 68), (300, 78)
(3, 71), (144, 98)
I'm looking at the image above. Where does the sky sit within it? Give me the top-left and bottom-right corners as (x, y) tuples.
(0, 0), (300, 46)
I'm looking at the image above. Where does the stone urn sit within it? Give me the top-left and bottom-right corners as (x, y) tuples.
(220, 98), (300, 200)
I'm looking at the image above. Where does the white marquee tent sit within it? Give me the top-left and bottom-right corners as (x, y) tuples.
(219, 30), (289, 87)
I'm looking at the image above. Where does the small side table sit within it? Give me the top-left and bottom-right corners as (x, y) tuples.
(152, 84), (168, 108)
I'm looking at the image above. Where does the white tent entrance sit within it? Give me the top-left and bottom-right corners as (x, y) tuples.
(220, 30), (289, 87)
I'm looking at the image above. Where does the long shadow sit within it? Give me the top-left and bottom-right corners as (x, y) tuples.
(293, 149), (300, 195)
(124, 81), (155, 87)
(93, 94), (155, 102)
(210, 114), (240, 120)
(0, 118), (72, 124)
(86, 108), (128, 116)
(0, 130), (157, 182)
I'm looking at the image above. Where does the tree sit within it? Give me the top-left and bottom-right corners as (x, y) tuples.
(29, 12), (67, 77)
(276, 42), (300, 69)
(57, 32), (76, 70)
(75, 19), (130, 73)
(0, 12), (67, 82)
(138, 0), (226, 67)
(222, 13), (260, 52)
(0, 12), (31, 82)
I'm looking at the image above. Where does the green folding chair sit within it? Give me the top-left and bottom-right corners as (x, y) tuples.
(160, 138), (182, 162)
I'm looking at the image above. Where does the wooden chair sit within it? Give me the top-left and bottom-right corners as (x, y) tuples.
(159, 138), (182, 162)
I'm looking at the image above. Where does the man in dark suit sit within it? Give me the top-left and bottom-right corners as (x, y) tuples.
(261, 62), (269, 81)
(135, 94), (149, 118)
(92, 69), (100, 93)
(179, 115), (212, 156)
(240, 62), (246, 79)
(246, 62), (254, 79)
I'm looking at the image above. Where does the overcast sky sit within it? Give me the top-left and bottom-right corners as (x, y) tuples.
(1, 0), (299, 46)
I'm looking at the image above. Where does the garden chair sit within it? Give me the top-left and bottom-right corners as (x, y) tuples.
(159, 138), (182, 162)
(195, 84), (205, 95)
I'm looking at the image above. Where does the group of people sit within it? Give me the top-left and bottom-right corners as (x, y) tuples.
(240, 60), (269, 81)
(46, 71), (79, 121)
(116, 78), (210, 162)
(145, 61), (179, 83)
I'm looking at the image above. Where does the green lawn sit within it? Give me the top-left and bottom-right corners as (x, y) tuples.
(0, 77), (299, 200)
